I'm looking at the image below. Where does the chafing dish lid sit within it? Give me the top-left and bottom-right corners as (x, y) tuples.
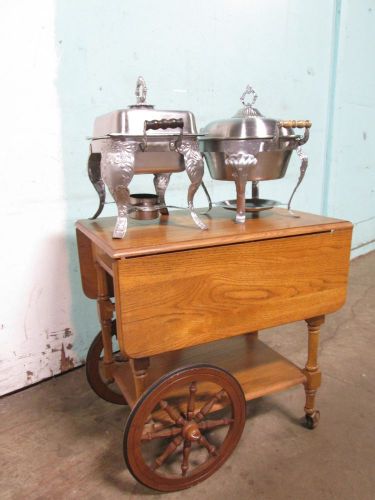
(93, 76), (198, 137)
(200, 85), (291, 140)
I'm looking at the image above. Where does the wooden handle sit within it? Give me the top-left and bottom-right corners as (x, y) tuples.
(278, 120), (312, 129)
(145, 118), (184, 131)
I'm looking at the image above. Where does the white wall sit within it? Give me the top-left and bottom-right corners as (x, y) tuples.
(0, 0), (374, 395)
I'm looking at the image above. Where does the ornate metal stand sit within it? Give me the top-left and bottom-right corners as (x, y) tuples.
(225, 152), (258, 223)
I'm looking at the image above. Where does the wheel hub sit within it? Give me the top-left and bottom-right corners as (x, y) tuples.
(182, 422), (201, 442)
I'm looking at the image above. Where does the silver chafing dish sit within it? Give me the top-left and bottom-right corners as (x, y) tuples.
(88, 77), (207, 238)
(199, 85), (311, 223)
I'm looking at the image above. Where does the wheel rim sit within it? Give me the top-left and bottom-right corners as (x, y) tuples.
(124, 364), (246, 491)
(85, 321), (127, 405)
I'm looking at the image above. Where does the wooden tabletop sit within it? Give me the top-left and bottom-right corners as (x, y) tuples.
(76, 207), (352, 259)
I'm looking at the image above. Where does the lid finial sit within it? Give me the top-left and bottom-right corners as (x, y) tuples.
(240, 85), (258, 108)
(135, 76), (147, 105)
(235, 84), (261, 117)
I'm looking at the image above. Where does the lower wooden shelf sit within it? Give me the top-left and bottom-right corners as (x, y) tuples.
(111, 335), (306, 409)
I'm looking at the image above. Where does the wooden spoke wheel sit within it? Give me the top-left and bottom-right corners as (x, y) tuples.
(123, 364), (246, 492)
(85, 320), (127, 405)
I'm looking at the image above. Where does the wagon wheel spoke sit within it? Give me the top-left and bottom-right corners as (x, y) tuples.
(198, 418), (234, 431)
(141, 426), (182, 441)
(181, 440), (192, 476)
(145, 420), (175, 433)
(152, 435), (184, 470)
(198, 435), (217, 456)
(159, 400), (186, 425)
(195, 389), (226, 422)
(187, 381), (197, 420)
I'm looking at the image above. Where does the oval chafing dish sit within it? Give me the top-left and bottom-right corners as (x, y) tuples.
(88, 77), (208, 238)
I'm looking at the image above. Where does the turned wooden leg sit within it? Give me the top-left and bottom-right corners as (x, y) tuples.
(131, 357), (150, 400)
(303, 315), (324, 429)
(95, 262), (115, 380)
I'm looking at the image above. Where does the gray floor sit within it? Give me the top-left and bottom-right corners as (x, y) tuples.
(1, 252), (374, 500)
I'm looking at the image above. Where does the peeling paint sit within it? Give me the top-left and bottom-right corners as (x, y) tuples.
(63, 328), (72, 338)
(26, 370), (33, 381)
(60, 344), (75, 372)
(66, 343), (73, 350)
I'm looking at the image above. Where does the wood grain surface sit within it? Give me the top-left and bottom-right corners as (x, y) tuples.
(115, 227), (352, 358)
(110, 335), (306, 408)
(76, 208), (352, 259)
(76, 229), (98, 299)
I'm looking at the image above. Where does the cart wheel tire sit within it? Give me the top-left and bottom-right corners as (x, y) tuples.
(305, 410), (320, 430)
(123, 364), (246, 492)
(86, 320), (127, 405)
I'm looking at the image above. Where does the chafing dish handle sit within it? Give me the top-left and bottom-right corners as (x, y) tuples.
(277, 120), (312, 146)
(278, 120), (312, 128)
(142, 119), (184, 151)
(144, 118), (184, 131)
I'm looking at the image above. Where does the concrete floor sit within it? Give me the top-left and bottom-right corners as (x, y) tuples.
(1, 251), (374, 500)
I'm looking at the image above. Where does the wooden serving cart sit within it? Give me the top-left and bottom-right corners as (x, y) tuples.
(76, 208), (352, 492)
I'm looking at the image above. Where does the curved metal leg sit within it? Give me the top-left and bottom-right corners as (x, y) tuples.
(232, 166), (248, 223)
(153, 173), (171, 215)
(177, 139), (207, 230)
(101, 141), (138, 239)
(226, 153), (257, 223)
(88, 151), (106, 219)
(199, 181), (213, 214)
(287, 146), (308, 218)
(112, 184), (132, 238)
(252, 180), (259, 199)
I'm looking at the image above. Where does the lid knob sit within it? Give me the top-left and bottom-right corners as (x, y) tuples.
(240, 85), (258, 108)
(135, 76), (147, 105)
(234, 84), (262, 118)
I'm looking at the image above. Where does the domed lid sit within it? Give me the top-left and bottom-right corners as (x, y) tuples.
(92, 76), (198, 138)
(200, 85), (289, 140)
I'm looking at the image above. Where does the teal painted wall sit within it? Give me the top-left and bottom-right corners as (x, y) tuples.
(55, 0), (336, 214)
(325, 0), (375, 255)
(1, 0), (374, 393)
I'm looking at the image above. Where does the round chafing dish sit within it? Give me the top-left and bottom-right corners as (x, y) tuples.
(199, 85), (311, 223)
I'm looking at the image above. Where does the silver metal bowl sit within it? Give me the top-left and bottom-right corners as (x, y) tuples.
(199, 85), (311, 223)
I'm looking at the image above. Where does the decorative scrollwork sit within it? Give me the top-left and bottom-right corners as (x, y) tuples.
(225, 152), (257, 224)
(153, 174), (171, 215)
(225, 152), (258, 169)
(176, 139), (207, 230)
(101, 140), (139, 238)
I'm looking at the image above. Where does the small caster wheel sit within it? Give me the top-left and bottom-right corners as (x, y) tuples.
(86, 320), (128, 405)
(305, 410), (320, 429)
(123, 364), (246, 492)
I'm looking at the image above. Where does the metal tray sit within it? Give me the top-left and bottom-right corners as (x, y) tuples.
(217, 198), (281, 212)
